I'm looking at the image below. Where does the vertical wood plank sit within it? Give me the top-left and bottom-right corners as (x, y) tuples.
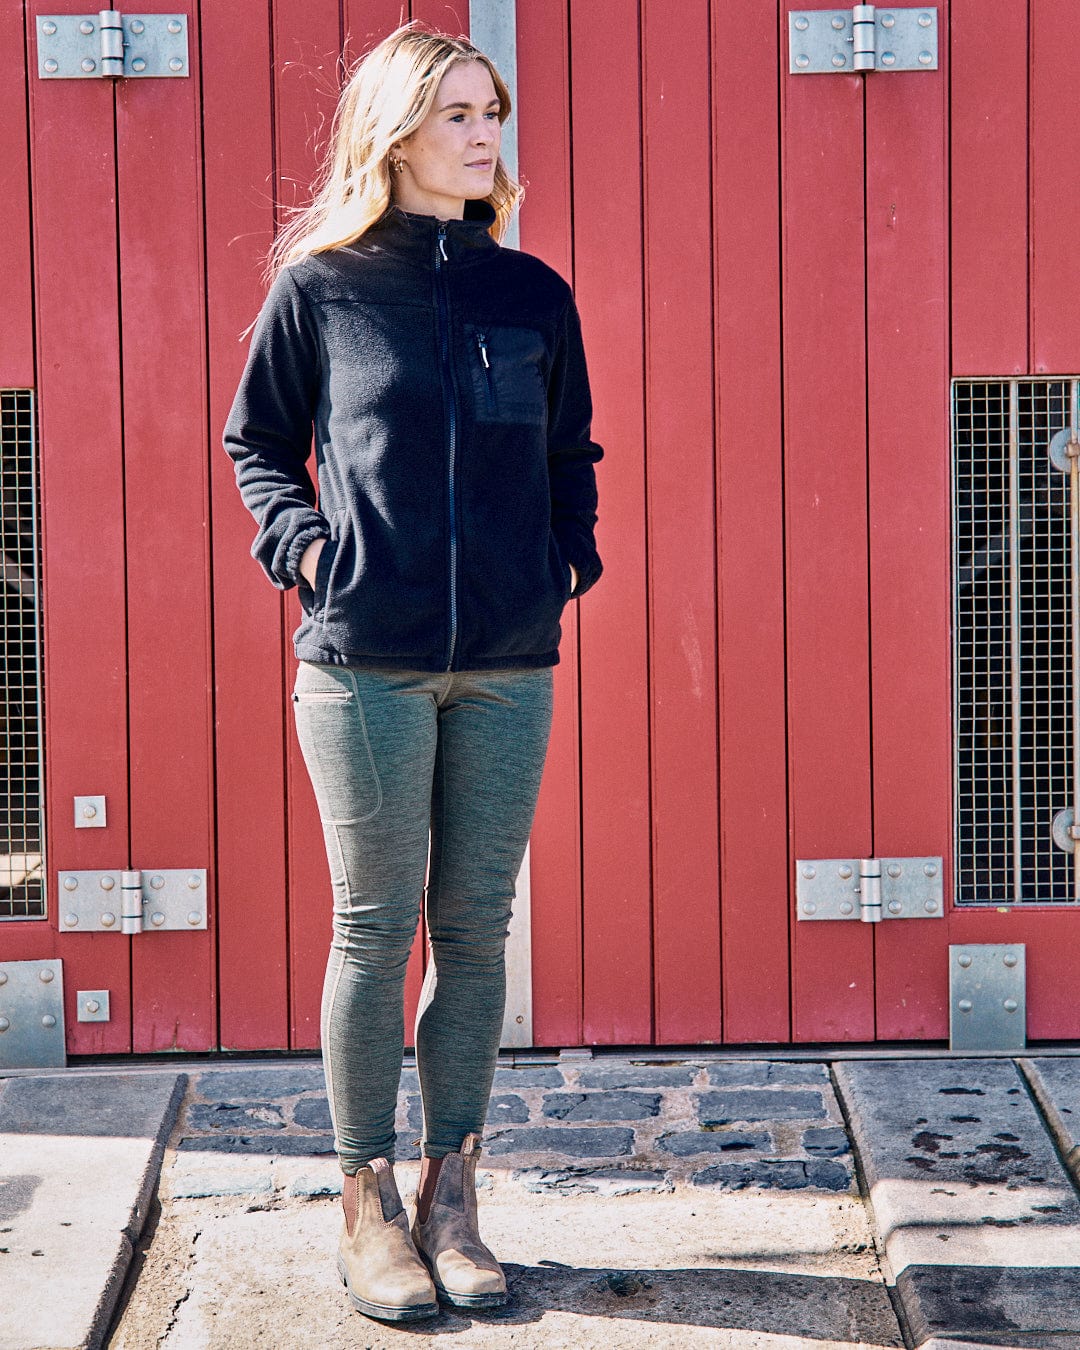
(344, 1), (409, 67)
(642, 0), (720, 1043)
(781, 0), (874, 1040)
(205, 0), (291, 1049)
(865, 5), (953, 1039)
(571, 0), (652, 1044)
(713, 0), (790, 1043)
(516, 0), (584, 1047)
(950, 0), (1028, 376)
(117, 0), (215, 1050)
(1, 1), (34, 385)
(1030, 0), (1080, 373)
(409, 0), (469, 37)
(27, 0), (131, 1050)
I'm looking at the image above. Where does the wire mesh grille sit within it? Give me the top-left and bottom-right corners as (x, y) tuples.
(1, 389), (45, 920)
(953, 379), (1076, 903)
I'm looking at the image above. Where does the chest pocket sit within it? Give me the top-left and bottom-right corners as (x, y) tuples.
(464, 323), (548, 426)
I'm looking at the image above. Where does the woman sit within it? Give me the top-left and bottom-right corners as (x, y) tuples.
(223, 23), (602, 1324)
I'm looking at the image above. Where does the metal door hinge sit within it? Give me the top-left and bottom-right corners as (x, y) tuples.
(57, 869), (207, 933)
(797, 857), (943, 921)
(789, 6), (938, 74)
(37, 12), (188, 79)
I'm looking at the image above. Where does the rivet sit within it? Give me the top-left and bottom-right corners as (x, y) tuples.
(802, 902), (817, 916)
(958, 998), (973, 1012)
(101, 912), (116, 928)
(132, 57), (146, 72)
(1004, 998), (1019, 1013)
(919, 11), (933, 25)
(43, 58), (59, 72)
(795, 16), (809, 30)
(1003, 953), (1018, 968)
(831, 16), (845, 29)
(796, 53), (810, 68)
(838, 864), (853, 880)
(82, 804), (97, 819)
(81, 58), (96, 72)
(958, 954), (972, 968)
(187, 911), (202, 926)
(85, 999), (100, 1014)
(64, 913), (79, 927)
(169, 57), (184, 72)
(168, 19), (182, 34)
(881, 52), (896, 66)
(803, 865), (816, 880)
(832, 54), (846, 67)
(42, 20), (57, 35)
(924, 900), (938, 913)
(151, 874), (165, 890)
(888, 900), (903, 914)
(919, 50), (932, 64)
(63, 875), (78, 891)
(101, 875), (115, 891)
(151, 912), (166, 927)
(41, 1014), (57, 1029)
(887, 863), (902, 878)
(924, 863), (937, 877)
(39, 969), (54, 984)
(839, 901), (854, 915)
(188, 874), (202, 890)
(79, 20), (95, 34)
(515, 1014), (524, 1024)
(881, 13), (896, 27)
(0, 1018), (9, 1032)
(130, 18), (145, 33)
(0, 972), (6, 985)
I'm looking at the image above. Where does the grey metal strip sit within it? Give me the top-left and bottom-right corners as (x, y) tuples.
(1009, 380), (1023, 899)
(469, 0), (519, 251)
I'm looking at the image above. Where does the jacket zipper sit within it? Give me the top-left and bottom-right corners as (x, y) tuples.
(476, 330), (496, 413)
(435, 222), (459, 670)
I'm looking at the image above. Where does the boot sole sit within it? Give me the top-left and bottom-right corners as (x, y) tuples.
(433, 1282), (508, 1310)
(337, 1257), (439, 1322)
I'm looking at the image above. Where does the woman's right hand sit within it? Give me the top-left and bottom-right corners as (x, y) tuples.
(300, 537), (326, 589)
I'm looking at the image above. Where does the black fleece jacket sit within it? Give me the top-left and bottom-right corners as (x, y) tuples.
(223, 198), (603, 671)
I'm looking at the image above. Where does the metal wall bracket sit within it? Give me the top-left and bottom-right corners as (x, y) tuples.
(950, 944), (1026, 1052)
(790, 6), (938, 73)
(57, 869), (207, 933)
(37, 12), (188, 79)
(797, 857), (944, 921)
(0, 960), (65, 1069)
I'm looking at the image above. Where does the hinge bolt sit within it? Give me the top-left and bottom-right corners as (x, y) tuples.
(168, 19), (182, 34)
(839, 901), (854, 915)
(918, 50), (932, 64)
(881, 52), (896, 66)
(132, 58), (146, 72)
(79, 19), (94, 34)
(918, 11), (933, 25)
(42, 21), (57, 35)
(924, 863), (938, 877)
(802, 865), (816, 880)
(881, 13), (896, 28)
(831, 54), (846, 67)
(130, 18), (145, 33)
(187, 911), (203, 926)
(831, 15), (844, 29)
(924, 900), (938, 913)
(101, 875), (115, 890)
(187, 874), (202, 890)
(795, 53), (810, 68)
(168, 57), (184, 72)
(838, 864), (853, 879)
(795, 15), (809, 29)
(63, 875), (78, 891)
(0, 973), (7, 985)
(887, 863), (902, 878)
(888, 900), (903, 914)
(43, 58), (59, 73)
(101, 912), (116, 927)
(81, 58), (96, 73)
(41, 1015), (56, 1028)
(802, 901), (817, 916)
(957, 953), (973, 968)
(0, 1018), (9, 1032)
(64, 913), (78, 927)
(150, 912), (166, 927)
(39, 969), (54, 983)
(958, 998), (973, 1012)
(150, 874), (165, 890)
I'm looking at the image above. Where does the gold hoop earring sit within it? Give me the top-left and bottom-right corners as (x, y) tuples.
(390, 157), (404, 174)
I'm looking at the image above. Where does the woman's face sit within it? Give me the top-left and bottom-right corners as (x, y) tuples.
(392, 60), (501, 220)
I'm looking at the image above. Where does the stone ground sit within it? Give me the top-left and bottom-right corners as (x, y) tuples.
(107, 1055), (902, 1349)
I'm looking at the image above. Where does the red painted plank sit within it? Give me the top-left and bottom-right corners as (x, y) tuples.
(343, 1), (409, 68)
(116, 1), (215, 1051)
(641, 0), (719, 1044)
(516, 0), (584, 1047)
(865, 7), (953, 1040)
(781, 0), (874, 1041)
(204, 0), (291, 1049)
(950, 0), (1027, 377)
(27, 0), (131, 1051)
(1030, 0), (1080, 374)
(571, 0), (652, 1044)
(0, 2), (34, 386)
(713, 0), (789, 1043)
(409, 0), (468, 39)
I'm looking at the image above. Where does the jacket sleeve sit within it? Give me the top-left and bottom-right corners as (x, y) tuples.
(547, 292), (604, 597)
(222, 267), (330, 591)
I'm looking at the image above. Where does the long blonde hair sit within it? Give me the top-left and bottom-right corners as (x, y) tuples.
(268, 23), (521, 281)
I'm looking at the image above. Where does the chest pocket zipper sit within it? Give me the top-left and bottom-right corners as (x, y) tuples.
(476, 331), (496, 414)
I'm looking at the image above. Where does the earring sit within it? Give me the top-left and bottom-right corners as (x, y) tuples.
(390, 156), (404, 174)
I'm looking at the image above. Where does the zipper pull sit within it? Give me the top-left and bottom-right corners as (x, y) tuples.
(477, 331), (490, 368)
(438, 224), (448, 262)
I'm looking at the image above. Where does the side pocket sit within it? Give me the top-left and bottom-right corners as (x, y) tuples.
(291, 666), (383, 824)
(312, 517), (342, 622)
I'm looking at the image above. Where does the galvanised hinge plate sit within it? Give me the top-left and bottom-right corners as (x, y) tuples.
(796, 857), (944, 922)
(950, 944), (1026, 1052)
(37, 12), (188, 80)
(789, 6), (938, 74)
(0, 960), (65, 1070)
(57, 869), (207, 934)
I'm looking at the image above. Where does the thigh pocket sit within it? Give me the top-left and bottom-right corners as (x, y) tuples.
(291, 665), (382, 824)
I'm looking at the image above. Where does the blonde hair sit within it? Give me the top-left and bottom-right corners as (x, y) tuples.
(268, 22), (521, 281)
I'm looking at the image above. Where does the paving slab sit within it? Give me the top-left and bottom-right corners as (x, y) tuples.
(834, 1058), (1080, 1347)
(1021, 1057), (1080, 1180)
(0, 1071), (185, 1350)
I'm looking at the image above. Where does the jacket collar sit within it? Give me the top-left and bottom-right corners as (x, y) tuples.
(355, 198), (499, 268)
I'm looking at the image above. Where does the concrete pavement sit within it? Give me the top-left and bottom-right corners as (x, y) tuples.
(3, 1051), (1080, 1348)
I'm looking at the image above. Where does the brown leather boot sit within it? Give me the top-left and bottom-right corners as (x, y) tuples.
(337, 1159), (438, 1322)
(411, 1133), (507, 1308)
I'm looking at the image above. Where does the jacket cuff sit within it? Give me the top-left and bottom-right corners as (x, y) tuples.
(283, 522), (331, 590)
